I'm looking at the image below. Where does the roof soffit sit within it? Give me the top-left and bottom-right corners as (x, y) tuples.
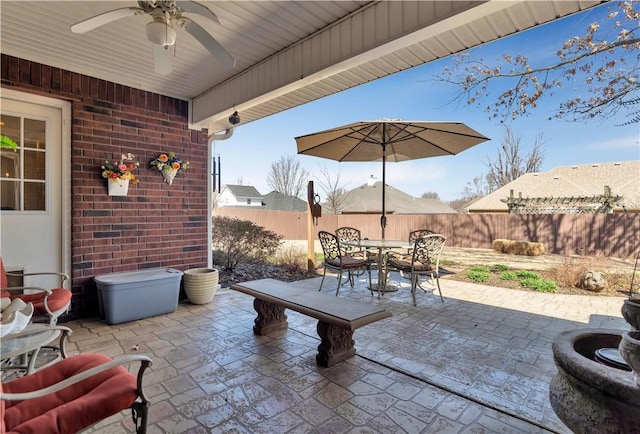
(0, 1), (603, 135)
(193, 0), (602, 133)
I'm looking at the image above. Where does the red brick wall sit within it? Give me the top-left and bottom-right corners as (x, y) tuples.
(1, 54), (210, 319)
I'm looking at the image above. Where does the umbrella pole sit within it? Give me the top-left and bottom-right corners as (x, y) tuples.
(381, 143), (386, 240)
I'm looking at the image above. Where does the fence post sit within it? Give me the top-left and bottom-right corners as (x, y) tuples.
(307, 182), (316, 273)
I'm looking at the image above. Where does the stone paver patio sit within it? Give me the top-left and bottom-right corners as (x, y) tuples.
(62, 271), (628, 433)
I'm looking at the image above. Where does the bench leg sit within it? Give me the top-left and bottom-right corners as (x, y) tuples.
(316, 321), (355, 367)
(252, 298), (288, 335)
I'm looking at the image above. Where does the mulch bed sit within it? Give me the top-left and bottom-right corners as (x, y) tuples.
(442, 264), (630, 297)
(217, 263), (317, 289)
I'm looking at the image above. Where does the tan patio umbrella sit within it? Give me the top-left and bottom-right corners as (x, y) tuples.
(295, 120), (490, 238)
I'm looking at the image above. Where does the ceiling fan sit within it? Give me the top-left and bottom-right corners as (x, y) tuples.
(71, 0), (235, 75)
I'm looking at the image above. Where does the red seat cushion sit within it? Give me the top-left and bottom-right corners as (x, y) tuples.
(12, 288), (72, 316)
(0, 258), (71, 318)
(2, 353), (138, 434)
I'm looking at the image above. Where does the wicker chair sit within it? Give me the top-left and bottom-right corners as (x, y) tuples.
(387, 234), (447, 305)
(318, 230), (372, 296)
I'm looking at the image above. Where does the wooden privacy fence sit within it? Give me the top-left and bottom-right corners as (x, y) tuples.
(215, 208), (640, 258)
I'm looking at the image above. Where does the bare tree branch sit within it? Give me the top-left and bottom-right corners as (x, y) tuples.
(459, 126), (545, 202)
(421, 191), (440, 199)
(485, 126), (545, 190)
(436, 2), (640, 123)
(266, 155), (309, 198)
(314, 165), (348, 214)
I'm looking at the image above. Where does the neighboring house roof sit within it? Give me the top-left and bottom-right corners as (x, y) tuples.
(467, 160), (640, 213)
(222, 184), (264, 200)
(262, 191), (308, 212)
(339, 181), (457, 214)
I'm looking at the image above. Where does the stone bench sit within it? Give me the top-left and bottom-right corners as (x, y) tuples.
(229, 278), (392, 367)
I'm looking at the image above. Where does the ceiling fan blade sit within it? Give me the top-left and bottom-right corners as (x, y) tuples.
(176, 1), (221, 25)
(183, 20), (235, 69)
(152, 44), (172, 75)
(71, 7), (143, 33)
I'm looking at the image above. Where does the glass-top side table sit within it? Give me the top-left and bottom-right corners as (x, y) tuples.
(1, 324), (71, 376)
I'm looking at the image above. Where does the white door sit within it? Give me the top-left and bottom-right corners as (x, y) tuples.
(0, 93), (71, 289)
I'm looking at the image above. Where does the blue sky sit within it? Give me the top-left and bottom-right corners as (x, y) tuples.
(213, 3), (639, 202)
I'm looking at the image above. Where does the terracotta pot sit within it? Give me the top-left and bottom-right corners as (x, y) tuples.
(183, 268), (219, 304)
(619, 330), (640, 385)
(549, 329), (640, 434)
(621, 299), (640, 330)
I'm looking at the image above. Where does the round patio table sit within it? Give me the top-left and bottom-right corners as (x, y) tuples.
(1, 324), (70, 376)
(343, 239), (412, 295)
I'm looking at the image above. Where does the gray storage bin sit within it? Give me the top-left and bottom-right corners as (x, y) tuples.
(95, 268), (183, 324)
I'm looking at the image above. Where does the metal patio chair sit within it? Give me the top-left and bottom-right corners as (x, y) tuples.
(0, 257), (72, 326)
(335, 226), (377, 274)
(1, 353), (152, 434)
(318, 230), (372, 296)
(386, 233), (447, 305)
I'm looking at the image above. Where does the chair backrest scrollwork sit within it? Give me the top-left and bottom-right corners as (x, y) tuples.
(412, 234), (446, 271)
(335, 227), (362, 256)
(318, 231), (341, 263)
(409, 229), (436, 243)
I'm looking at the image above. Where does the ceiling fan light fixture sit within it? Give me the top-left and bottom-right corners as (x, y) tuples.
(146, 19), (176, 46)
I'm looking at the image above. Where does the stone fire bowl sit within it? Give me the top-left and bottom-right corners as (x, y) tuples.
(549, 328), (640, 434)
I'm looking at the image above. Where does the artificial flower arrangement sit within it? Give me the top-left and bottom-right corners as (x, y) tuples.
(101, 153), (140, 183)
(149, 152), (190, 185)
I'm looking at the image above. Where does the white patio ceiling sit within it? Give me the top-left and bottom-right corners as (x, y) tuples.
(0, 1), (602, 134)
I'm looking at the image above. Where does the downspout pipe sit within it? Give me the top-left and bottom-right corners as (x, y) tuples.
(207, 126), (234, 269)
(208, 127), (234, 145)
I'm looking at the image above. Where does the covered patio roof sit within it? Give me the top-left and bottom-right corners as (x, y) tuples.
(1, 1), (601, 134)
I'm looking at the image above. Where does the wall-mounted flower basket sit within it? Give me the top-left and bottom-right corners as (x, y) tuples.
(101, 153), (139, 196)
(149, 153), (190, 185)
(107, 178), (130, 196)
(161, 168), (178, 185)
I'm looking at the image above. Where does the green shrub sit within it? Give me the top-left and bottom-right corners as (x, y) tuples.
(492, 264), (510, 271)
(515, 270), (540, 280)
(212, 216), (282, 271)
(500, 271), (519, 281)
(521, 277), (557, 292)
(466, 267), (490, 282)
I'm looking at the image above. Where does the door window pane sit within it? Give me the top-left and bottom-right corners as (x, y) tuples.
(0, 114), (47, 211)
(1, 115), (20, 144)
(24, 119), (46, 150)
(1, 149), (20, 178)
(0, 180), (19, 210)
(24, 182), (46, 211)
(24, 150), (45, 180)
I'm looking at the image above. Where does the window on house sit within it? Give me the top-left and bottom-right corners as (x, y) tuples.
(247, 199), (251, 205)
(0, 114), (47, 211)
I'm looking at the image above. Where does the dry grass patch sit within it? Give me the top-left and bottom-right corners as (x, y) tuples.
(493, 239), (545, 256)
